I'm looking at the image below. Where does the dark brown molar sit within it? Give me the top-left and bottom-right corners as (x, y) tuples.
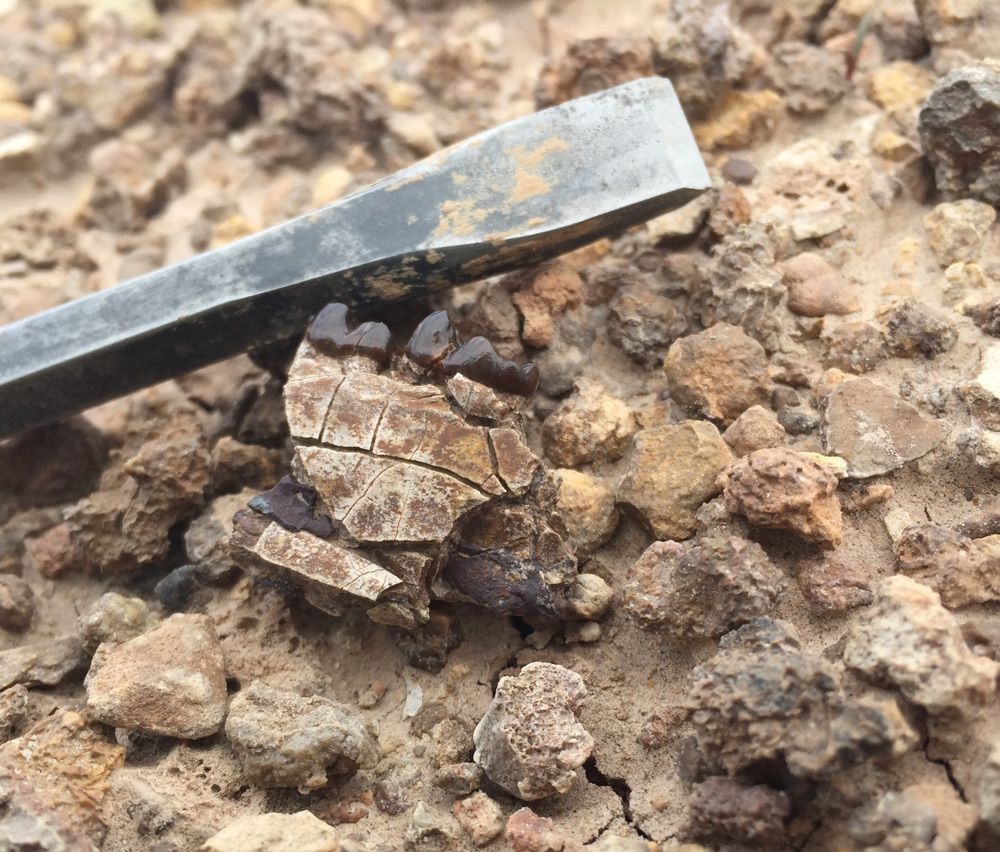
(440, 337), (540, 397)
(306, 302), (392, 366)
(440, 504), (575, 620)
(405, 310), (459, 367)
(247, 475), (335, 538)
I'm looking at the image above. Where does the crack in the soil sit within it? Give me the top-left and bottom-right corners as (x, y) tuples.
(583, 755), (654, 841)
(924, 743), (968, 802)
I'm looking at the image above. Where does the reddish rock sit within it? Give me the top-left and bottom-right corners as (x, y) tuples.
(723, 448), (843, 547)
(797, 558), (873, 614)
(780, 252), (860, 317)
(663, 323), (770, 426)
(453, 792), (505, 847)
(510, 262), (583, 349)
(505, 807), (566, 852)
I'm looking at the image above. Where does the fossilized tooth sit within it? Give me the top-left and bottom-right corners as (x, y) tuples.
(440, 504), (576, 619)
(306, 303), (392, 366)
(232, 303), (575, 630)
(440, 336), (540, 397)
(248, 475), (335, 538)
(405, 310), (459, 367)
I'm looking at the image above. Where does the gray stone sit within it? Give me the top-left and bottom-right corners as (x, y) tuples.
(224, 680), (380, 793)
(473, 662), (593, 801)
(919, 62), (1000, 205)
(822, 378), (948, 477)
(0, 637), (84, 691)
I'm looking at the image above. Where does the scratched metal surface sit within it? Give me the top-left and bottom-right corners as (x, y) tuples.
(0, 77), (709, 439)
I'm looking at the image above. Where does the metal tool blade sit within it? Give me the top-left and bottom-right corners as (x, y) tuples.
(0, 77), (709, 439)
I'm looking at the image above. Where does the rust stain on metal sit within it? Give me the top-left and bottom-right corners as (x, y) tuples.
(385, 171), (427, 192)
(434, 198), (492, 238)
(506, 137), (570, 204)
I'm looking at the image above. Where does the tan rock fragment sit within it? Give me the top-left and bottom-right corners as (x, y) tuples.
(473, 662), (593, 801)
(564, 573), (613, 621)
(85, 614), (228, 739)
(550, 469), (619, 555)
(844, 576), (999, 715)
(542, 379), (636, 467)
(664, 323), (770, 426)
(0, 711), (125, 848)
(924, 199), (996, 265)
(895, 523), (1000, 608)
(868, 61), (935, 108)
(619, 421), (733, 541)
(723, 448), (843, 547)
(958, 342), (1000, 430)
(905, 783), (977, 851)
(224, 680), (380, 793)
(693, 90), (784, 151)
(201, 811), (364, 852)
(722, 405), (786, 457)
(0, 636), (85, 691)
(209, 437), (284, 492)
(780, 252), (860, 317)
(76, 593), (159, 654)
(28, 390), (210, 575)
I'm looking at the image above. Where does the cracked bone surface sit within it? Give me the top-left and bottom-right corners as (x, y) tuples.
(230, 304), (576, 631)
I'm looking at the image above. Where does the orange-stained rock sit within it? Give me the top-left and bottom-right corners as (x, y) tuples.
(0, 711), (125, 848)
(723, 448), (843, 547)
